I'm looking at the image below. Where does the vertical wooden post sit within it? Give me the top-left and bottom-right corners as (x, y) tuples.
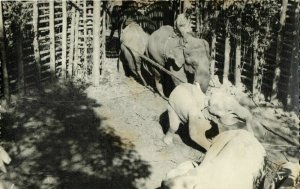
(235, 15), (241, 86)
(16, 27), (25, 95)
(83, 0), (88, 72)
(92, 0), (101, 86)
(68, 0), (76, 77)
(73, 0), (80, 74)
(271, 0), (288, 102)
(61, 0), (68, 79)
(102, 6), (106, 64)
(223, 18), (230, 84)
(33, 0), (41, 88)
(49, 0), (56, 81)
(0, 1), (9, 103)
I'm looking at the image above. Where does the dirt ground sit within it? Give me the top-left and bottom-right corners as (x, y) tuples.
(85, 58), (203, 188)
(0, 57), (298, 189)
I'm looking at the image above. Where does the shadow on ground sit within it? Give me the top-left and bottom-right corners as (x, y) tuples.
(1, 81), (151, 189)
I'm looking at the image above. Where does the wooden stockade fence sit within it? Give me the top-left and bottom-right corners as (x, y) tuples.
(188, 0), (299, 111)
(0, 0), (299, 112)
(0, 0), (106, 102)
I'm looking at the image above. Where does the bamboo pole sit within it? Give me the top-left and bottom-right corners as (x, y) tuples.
(83, 0), (88, 72)
(223, 18), (230, 84)
(92, 0), (101, 86)
(33, 0), (41, 88)
(0, 1), (9, 103)
(271, 0), (288, 102)
(61, 0), (68, 79)
(73, 0), (80, 74)
(235, 16), (241, 86)
(49, 0), (56, 81)
(16, 27), (25, 95)
(68, 0), (76, 77)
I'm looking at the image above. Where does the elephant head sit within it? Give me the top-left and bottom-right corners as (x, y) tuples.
(183, 38), (211, 92)
(165, 36), (211, 93)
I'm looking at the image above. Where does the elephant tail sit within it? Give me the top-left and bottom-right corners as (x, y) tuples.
(117, 51), (121, 72)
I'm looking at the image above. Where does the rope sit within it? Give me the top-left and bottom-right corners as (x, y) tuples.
(122, 43), (185, 83)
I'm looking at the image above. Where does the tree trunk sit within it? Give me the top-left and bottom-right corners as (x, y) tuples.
(68, 0), (76, 77)
(73, 0), (80, 74)
(92, 0), (102, 86)
(33, 0), (41, 88)
(271, 0), (288, 102)
(235, 16), (241, 87)
(223, 18), (230, 84)
(49, 0), (56, 81)
(0, 1), (9, 103)
(83, 0), (88, 73)
(16, 27), (25, 95)
(61, 0), (68, 79)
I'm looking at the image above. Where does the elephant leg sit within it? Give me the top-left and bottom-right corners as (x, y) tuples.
(189, 118), (212, 151)
(135, 56), (147, 87)
(164, 104), (181, 145)
(153, 68), (164, 97)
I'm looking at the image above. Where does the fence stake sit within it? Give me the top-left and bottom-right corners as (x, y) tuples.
(252, 32), (259, 96)
(101, 5), (106, 66)
(16, 27), (25, 95)
(49, 0), (56, 81)
(210, 9), (219, 76)
(73, 0), (80, 74)
(83, 0), (87, 72)
(223, 18), (230, 84)
(287, 3), (299, 111)
(68, 0), (76, 77)
(62, 0), (68, 79)
(235, 15), (241, 86)
(33, 0), (41, 88)
(271, 0), (288, 102)
(0, 1), (9, 103)
(92, 0), (102, 86)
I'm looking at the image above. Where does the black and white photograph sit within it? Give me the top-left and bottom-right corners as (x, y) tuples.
(0, 0), (299, 188)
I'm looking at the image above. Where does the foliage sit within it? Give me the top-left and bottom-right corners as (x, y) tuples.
(2, 1), (32, 47)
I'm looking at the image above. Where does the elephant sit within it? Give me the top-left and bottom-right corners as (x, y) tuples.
(161, 130), (266, 189)
(164, 83), (212, 150)
(119, 22), (149, 86)
(207, 89), (255, 134)
(146, 25), (211, 97)
(164, 83), (257, 151)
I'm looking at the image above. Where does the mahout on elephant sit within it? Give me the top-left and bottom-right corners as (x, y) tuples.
(146, 25), (212, 97)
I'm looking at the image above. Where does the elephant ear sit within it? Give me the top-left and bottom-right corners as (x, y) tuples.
(183, 45), (199, 74)
(167, 47), (185, 69)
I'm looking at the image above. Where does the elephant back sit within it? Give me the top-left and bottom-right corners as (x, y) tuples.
(120, 22), (149, 54)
